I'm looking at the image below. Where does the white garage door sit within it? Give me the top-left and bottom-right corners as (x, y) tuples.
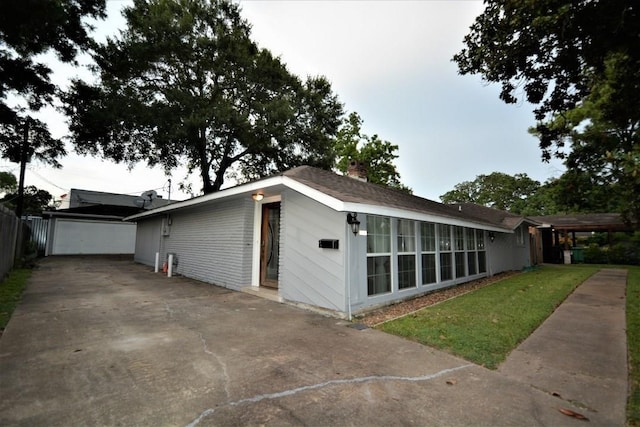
(51, 219), (137, 255)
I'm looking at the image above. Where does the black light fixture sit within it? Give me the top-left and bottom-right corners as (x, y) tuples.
(488, 231), (496, 243)
(346, 212), (360, 235)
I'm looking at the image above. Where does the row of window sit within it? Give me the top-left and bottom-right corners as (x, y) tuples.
(367, 216), (487, 296)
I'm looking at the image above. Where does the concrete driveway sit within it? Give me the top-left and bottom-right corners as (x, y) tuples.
(0, 257), (619, 426)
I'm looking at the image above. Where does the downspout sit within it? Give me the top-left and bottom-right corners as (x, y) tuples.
(346, 221), (352, 321)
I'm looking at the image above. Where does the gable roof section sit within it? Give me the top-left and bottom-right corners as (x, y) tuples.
(125, 166), (525, 232)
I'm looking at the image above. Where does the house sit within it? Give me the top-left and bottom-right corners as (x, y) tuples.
(44, 188), (172, 256)
(125, 166), (538, 318)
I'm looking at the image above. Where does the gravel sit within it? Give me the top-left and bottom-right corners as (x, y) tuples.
(357, 271), (520, 327)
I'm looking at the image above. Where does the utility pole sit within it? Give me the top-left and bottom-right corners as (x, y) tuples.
(16, 119), (29, 219)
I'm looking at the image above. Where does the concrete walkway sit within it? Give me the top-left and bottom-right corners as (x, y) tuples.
(499, 268), (628, 425)
(0, 258), (629, 426)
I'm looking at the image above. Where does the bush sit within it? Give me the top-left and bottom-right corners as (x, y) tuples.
(609, 242), (639, 265)
(584, 244), (608, 264)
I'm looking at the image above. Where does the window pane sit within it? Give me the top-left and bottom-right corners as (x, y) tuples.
(439, 224), (451, 252)
(367, 256), (391, 295)
(367, 216), (390, 254)
(397, 219), (415, 252)
(398, 254), (416, 289)
(476, 230), (485, 250)
(455, 252), (466, 278)
(467, 252), (477, 275)
(454, 226), (465, 251)
(422, 254), (436, 284)
(478, 251), (487, 273)
(465, 228), (476, 250)
(421, 222), (435, 252)
(440, 253), (453, 281)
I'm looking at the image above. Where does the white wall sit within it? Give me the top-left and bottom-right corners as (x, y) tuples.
(49, 218), (136, 255)
(279, 189), (347, 312)
(158, 197), (254, 290)
(134, 217), (162, 266)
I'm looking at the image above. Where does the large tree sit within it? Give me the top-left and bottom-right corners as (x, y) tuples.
(453, 0), (639, 226)
(334, 112), (410, 192)
(440, 172), (540, 213)
(0, 0), (105, 159)
(64, 0), (343, 194)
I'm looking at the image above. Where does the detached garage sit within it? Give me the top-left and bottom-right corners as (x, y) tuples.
(44, 212), (136, 256)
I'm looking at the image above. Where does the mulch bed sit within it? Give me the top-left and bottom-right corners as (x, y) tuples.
(357, 271), (520, 327)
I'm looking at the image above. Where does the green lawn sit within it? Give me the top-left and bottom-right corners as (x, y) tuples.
(627, 266), (640, 426)
(0, 269), (31, 332)
(378, 265), (600, 369)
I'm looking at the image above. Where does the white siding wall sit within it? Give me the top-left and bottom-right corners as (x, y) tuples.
(279, 190), (346, 312)
(134, 217), (162, 266)
(486, 225), (531, 274)
(159, 197), (254, 290)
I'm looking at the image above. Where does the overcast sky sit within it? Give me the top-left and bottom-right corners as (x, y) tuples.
(2, 0), (565, 204)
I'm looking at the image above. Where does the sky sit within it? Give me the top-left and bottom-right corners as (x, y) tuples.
(1, 0), (565, 204)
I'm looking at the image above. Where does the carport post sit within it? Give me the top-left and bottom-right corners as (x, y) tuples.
(154, 252), (160, 273)
(167, 253), (174, 277)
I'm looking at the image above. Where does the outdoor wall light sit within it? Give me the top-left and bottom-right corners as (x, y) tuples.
(252, 193), (264, 202)
(488, 231), (496, 243)
(346, 212), (360, 235)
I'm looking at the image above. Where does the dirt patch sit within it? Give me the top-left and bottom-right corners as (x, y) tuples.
(358, 271), (521, 327)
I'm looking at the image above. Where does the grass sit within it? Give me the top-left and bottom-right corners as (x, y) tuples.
(627, 266), (640, 426)
(378, 265), (599, 369)
(0, 269), (31, 333)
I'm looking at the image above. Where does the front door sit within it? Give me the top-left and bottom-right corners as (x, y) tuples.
(260, 202), (280, 289)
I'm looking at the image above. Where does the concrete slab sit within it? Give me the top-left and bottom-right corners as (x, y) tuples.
(0, 257), (628, 426)
(499, 268), (628, 425)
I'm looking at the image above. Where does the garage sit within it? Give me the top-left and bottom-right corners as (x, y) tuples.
(45, 213), (136, 256)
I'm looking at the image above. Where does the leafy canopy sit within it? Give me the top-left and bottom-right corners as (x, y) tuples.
(64, 0), (343, 194)
(0, 0), (105, 166)
(454, 0), (639, 226)
(0, 172), (56, 215)
(440, 172), (540, 214)
(334, 112), (410, 192)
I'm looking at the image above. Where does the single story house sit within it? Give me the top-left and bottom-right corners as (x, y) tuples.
(125, 166), (538, 318)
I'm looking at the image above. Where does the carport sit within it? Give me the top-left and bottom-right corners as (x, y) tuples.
(530, 213), (632, 263)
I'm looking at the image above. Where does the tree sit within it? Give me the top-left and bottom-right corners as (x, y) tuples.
(334, 112), (410, 192)
(439, 172), (540, 213)
(0, 0), (106, 145)
(0, 184), (56, 215)
(453, 1), (639, 226)
(0, 171), (17, 195)
(64, 0), (343, 194)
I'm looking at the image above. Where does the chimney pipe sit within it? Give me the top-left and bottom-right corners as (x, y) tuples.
(347, 160), (367, 182)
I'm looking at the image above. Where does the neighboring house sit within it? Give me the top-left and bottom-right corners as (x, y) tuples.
(125, 166), (537, 318)
(44, 189), (172, 256)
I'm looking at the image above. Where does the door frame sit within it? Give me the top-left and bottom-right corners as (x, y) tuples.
(251, 195), (282, 288)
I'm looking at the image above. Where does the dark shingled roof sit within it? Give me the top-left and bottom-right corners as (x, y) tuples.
(282, 166), (525, 230)
(529, 213), (630, 231)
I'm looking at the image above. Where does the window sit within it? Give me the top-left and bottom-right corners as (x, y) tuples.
(466, 228), (477, 275)
(397, 219), (416, 289)
(477, 230), (487, 273)
(516, 226), (525, 246)
(421, 223), (436, 284)
(367, 216), (391, 295)
(438, 224), (453, 281)
(454, 226), (466, 278)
